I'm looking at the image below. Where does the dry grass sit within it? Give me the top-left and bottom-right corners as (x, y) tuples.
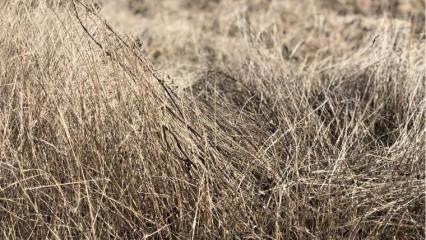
(0, 0), (425, 239)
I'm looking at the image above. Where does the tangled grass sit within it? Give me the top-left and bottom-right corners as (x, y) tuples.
(0, 0), (424, 239)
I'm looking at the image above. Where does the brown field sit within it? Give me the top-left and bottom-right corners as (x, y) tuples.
(0, 0), (425, 239)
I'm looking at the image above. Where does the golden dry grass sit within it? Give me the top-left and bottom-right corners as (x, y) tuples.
(0, 0), (425, 239)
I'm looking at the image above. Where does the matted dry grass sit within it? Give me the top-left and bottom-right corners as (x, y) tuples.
(0, 0), (424, 239)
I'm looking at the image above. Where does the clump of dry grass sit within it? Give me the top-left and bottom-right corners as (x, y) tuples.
(0, 0), (424, 239)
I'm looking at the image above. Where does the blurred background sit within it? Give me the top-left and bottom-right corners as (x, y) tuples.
(99, 0), (424, 86)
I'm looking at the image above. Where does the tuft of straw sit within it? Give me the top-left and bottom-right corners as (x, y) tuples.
(0, 0), (424, 239)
